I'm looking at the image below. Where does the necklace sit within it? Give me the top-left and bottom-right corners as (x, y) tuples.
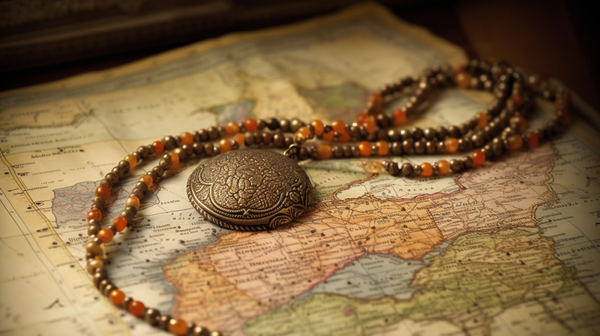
(84, 58), (570, 335)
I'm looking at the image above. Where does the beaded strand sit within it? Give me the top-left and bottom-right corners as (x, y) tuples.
(84, 58), (570, 336)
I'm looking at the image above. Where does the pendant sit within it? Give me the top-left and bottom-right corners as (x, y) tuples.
(187, 149), (314, 231)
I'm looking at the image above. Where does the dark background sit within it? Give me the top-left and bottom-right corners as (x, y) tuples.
(1, 0), (598, 112)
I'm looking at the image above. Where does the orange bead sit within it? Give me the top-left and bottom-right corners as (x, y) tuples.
(508, 134), (523, 151)
(112, 216), (127, 232)
(420, 162), (433, 177)
(168, 318), (188, 336)
(477, 112), (487, 129)
(87, 208), (102, 221)
(97, 228), (114, 244)
(95, 185), (110, 200)
(219, 139), (232, 153)
(511, 94), (523, 106)
(376, 141), (389, 156)
(338, 131), (351, 142)
(444, 138), (459, 153)
(362, 118), (376, 133)
(355, 113), (370, 125)
(368, 93), (383, 115)
(510, 116), (526, 133)
(331, 120), (346, 133)
(169, 152), (179, 169)
(358, 142), (372, 157)
(234, 133), (245, 146)
(126, 195), (140, 209)
(311, 120), (324, 136)
(297, 126), (311, 138)
(556, 109), (569, 125)
(453, 69), (471, 89)
(438, 160), (450, 175)
(109, 289), (125, 305)
(392, 108), (406, 125)
(224, 121), (239, 136)
(294, 132), (307, 144)
(180, 132), (194, 145)
(527, 132), (539, 148)
(317, 144), (332, 160)
(322, 130), (334, 142)
(139, 175), (153, 188)
(128, 301), (145, 317)
(244, 118), (258, 132)
(370, 93), (383, 104)
(152, 141), (164, 155)
(125, 154), (137, 169)
(472, 150), (485, 166)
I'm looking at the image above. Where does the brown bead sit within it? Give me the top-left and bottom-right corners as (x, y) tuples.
(86, 241), (103, 257)
(448, 125), (461, 138)
(192, 326), (211, 336)
(463, 156), (473, 168)
(332, 146), (343, 158)
(423, 128), (436, 140)
(104, 172), (118, 186)
(458, 138), (472, 151)
(87, 259), (104, 274)
(279, 119), (291, 132)
(284, 136), (294, 147)
(174, 147), (186, 161)
(137, 146), (150, 159)
(413, 164), (423, 176)
(290, 119), (303, 132)
(387, 162), (400, 176)
(93, 272), (107, 288)
(342, 146), (352, 158)
(244, 132), (255, 146)
(426, 141), (436, 154)
(436, 141), (445, 154)
(111, 166), (125, 179)
(207, 127), (218, 140)
(253, 131), (262, 144)
(88, 225), (100, 236)
(399, 129), (412, 141)
(262, 132), (272, 145)
(401, 163), (413, 176)
(163, 136), (177, 149)
(273, 133), (285, 147)
(197, 129), (208, 141)
(351, 146), (360, 157)
(449, 159), (463, 173)
(411, 127), (424, 140)
(391, 142), (402, 155)
(376, 114), (390, 128)
(144, 308), (161, 326)
(471, 134), (485, 147)
(414, 140), (425, 154)
(267, 118), (280, 131)
(298, 147), (309, 160)
(402, 140), (413, 154)
(203, 143), (213, 156)
(387, 129), (400, 141)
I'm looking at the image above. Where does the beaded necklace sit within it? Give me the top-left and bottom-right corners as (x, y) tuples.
(84, 58), (570, 335)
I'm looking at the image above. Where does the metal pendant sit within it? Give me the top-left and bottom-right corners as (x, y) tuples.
(187, 149), (314, 231)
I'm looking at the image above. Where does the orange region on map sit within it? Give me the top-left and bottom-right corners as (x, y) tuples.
(163, 143), (561, 335)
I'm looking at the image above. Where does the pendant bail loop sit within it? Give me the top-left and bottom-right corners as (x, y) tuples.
(283, 144), (300, 160)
